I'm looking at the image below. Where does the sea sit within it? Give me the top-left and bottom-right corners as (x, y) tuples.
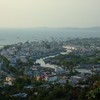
(0, 28), (100, 45)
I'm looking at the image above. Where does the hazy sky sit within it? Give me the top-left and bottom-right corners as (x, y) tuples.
(0, 0), (100, 28)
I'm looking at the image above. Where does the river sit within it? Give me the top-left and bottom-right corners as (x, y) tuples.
(36, 58), (58, 69)
(35, 50), (69, 69)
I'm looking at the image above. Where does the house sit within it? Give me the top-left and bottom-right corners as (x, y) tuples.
(92, 64), (100, 72)
(39, 84), (49, 88)
(0, 60), (3, 68)
(31, 66), (38, 71)
(23, 85), (34, 89)
(55, 67), (65, 74)
(77, 64), (93, 69)
(4, 81), (13, 86)
(57, 79), (67, 85)
(76, 69), (92, 75)
(70, 76), (83, 85)
(6, 76), (15, 82)
(45, 75), (58, 82)
(35, 75), (44, 81)
(76, 64), (93, 75)
(12, 93), (27, 98)
(4, 76), (15, 86)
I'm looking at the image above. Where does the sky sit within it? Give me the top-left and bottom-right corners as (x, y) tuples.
(0, 0), (100, 28)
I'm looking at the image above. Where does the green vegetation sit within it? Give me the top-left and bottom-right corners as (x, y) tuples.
(0, 75), (100, 100)
(45, 52), (100, 69)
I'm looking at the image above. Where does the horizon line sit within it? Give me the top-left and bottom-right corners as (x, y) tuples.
(0, 26), (100, 29)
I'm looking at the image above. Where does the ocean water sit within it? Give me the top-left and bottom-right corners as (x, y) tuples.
(0, 28), (100, 45)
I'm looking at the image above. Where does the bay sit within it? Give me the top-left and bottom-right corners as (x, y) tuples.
(0, 28), (100, 45)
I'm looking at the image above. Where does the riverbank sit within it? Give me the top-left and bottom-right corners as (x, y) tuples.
(35, 49), (70, 70)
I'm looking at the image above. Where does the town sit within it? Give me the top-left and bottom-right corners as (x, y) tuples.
(0, 38), (100, 100)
